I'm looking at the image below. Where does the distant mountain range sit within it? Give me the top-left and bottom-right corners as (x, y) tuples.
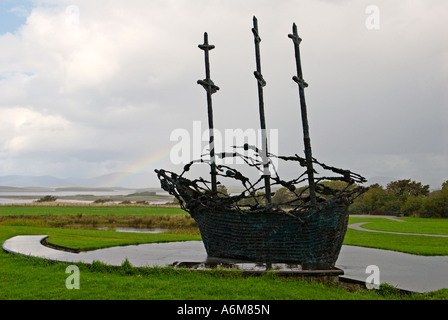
(0, 172), (154, 189)
(1, 173), (397, 189)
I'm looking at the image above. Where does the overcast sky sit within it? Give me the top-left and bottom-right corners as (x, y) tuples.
(0, 0), (447, 189)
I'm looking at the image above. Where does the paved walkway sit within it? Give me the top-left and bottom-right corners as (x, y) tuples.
(2, 214), (447, 294)
(3, 234), (448, 293)
(350, 214), (406, 222)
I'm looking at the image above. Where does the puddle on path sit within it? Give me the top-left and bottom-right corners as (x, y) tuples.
(97, 227), (168, 234)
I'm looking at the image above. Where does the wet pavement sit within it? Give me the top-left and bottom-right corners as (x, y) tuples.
(337, 245), (448, 293)
(2, 236), (207, 267)
(3, 235), (448, 293)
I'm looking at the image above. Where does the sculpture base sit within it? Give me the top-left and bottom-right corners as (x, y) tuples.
(171, 260), (344, 283)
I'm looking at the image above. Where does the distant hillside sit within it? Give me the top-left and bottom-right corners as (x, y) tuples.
(0, 186), (55, 192)
(125, 191), (157, 197)
(0, 172), (153, 188)
(54, 186), (122, 192)
(0, 175), (69, 188)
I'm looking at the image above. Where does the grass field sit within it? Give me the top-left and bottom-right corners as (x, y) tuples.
(1, 204), (447, 300)
(0, 204), (185, 216)
(361, 217), (448, 235)
(0, 248), (393, 300)
(343, 217), (448, 256)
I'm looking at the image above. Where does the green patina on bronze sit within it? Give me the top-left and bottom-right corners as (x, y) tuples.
(156, 18), (367, 269)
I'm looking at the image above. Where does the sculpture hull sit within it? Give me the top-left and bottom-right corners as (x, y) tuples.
(188, 200), (349, 269)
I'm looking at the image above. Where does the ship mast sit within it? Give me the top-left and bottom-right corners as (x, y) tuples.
(252, 16), (272, 204)
(198, 32), (220, 194)
(289, 23), (317, 206)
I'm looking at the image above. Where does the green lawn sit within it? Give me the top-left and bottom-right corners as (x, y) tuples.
(1, 206), (448, 300)
(0, 224), (403, 300)
(2, 236), (442, 300)
(361, 217), (448, 235)
(344, 217), (448, 256)
(0, 205), (184, 216)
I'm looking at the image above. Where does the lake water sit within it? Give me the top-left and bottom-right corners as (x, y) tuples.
(97, 227), (168, 234)
(0, 198), (170, 205)
(0, 190), (138, 197)
(0, 190), (170, 205)
(0, 198), (103, 205)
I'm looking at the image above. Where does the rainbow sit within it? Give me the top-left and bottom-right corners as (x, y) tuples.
(103, 146), (173, 188)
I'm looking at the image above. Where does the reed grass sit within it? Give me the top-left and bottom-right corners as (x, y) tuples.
(0, 214), (200, 235)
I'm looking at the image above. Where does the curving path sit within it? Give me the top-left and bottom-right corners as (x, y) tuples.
(349, 215), (406, 222)
(3, 233), (448, 293)
(348, 215), (448, 238)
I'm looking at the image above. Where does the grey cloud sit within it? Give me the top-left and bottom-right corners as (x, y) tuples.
(0, 0), (447, 188)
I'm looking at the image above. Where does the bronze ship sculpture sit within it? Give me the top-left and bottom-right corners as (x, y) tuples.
(156, 17), (367, 270)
